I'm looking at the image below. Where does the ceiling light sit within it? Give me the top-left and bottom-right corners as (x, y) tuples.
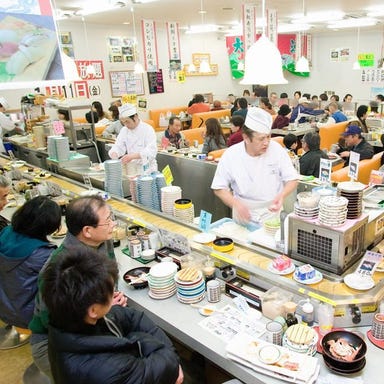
(290, 11), (345, 23)
(328, 18), (378, 29)
(185, 24), (218, 34)
(278, 23), (312, 33)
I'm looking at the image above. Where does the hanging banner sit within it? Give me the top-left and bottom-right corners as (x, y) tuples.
(266, 9), (278, 46)
(141, 19), (159, 72)
(242, 4), (257, 53)
(75, 60), (104, 80)
(226, 36), (245, 79)
(166, 22), (181, 80)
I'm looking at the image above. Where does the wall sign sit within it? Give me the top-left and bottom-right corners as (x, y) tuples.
(109, 71), (144, 97)
(147, 69), (164, 94)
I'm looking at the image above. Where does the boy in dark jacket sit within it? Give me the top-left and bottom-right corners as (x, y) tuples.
(42, 247), (183, 384)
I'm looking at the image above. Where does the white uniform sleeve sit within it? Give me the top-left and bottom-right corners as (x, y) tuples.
(0, 113), (16, 132)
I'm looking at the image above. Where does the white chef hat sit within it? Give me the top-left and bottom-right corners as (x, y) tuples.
(244, 107), (272, 134)
(118, 103), (137, 118)
(0, 97), (10, 110)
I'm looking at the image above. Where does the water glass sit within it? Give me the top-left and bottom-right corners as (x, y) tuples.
(317, 303), (335, 335)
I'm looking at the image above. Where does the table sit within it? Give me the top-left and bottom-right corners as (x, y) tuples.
(272, 125), (315, 138)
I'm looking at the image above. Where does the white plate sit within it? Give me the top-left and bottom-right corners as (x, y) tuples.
(293, 270), (323, 285)
(267, 262), (295, 275)
(257, 345), (281, 365)
(8, 160), (26, 168)
(198, 305), (217, 316)
(192, 232), (216, 244)
(344, 273), (375, 290)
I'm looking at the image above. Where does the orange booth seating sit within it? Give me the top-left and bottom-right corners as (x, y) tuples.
(318, 121), (349, 152)
(149, 106), (188, 131)
(182, 127), (205, 145)
(208, 148), (227, 159)
(331, 152), (383, 185)
(191, 109), (231, 129)
(271, 136), (284, 147)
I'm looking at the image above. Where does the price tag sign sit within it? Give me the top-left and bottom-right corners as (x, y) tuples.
(53, 120), (65, 135)
(319, 158), (332, 183)
(161, 165), (173, 185)
(348, 151), (360, 180)
(199, 210), (212, 232)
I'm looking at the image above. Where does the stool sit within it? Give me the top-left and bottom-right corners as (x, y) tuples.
(0, 325), (30, 350)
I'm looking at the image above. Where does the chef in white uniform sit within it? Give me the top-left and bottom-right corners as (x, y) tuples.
(0, 97), (18, 153)
(108, 103), (158, 174)
(211, 107), (299, 224)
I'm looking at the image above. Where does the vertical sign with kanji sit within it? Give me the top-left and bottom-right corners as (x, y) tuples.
(141, 19), (159, 72)
(242, 4), (257, 53)
(266, 9), (277, 46)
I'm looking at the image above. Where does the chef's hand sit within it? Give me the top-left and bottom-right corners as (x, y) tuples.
(109, 152), (119, 160)
(233, 198), (251, 225)
(120, 153), (137, 164)
(112, 291), (128, 307)
(269, 196), (283, 212)
(175, 365), (184, 384)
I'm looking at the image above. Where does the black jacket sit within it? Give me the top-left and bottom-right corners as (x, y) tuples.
(48, 306), (180, 384)
(299, 149), (329, 178)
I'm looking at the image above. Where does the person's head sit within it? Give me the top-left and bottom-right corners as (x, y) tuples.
(319, 93), (328, 101)
(0, 97), (10, 111)
(242, 108), (272, 156)
(301, 131), (321, 152)
(194, 94), (205, 103)
(269, 92), (278, 105)
(168, 116), (182, 135)
(376, 94), (384, 102)
(260, 97), (272, 110)
(119, 103), (139, 130)
(110, 99), (122, 107)
(243, 89), (251, 97)
(357, 105), (368, 120)
(0, 175), (11, 211)
(343, 94), (353, 103)
(237, 97), (248, 109)
(283, 134), (298, 151)
(57, 109), (69, 121)
(328, 102), (339, 114)
(280, 92), (288, 99)
(108, 105), (119, 120)
(91, 101), (105, 118)
(227, 94), (236, 104)
(230, 115), (244, 133)
(370, 100), (379, 113)
(330, 94), (339, 102)
(294, 91), (302, 99)
(65, 196), (116, 247)
(205, 118), (223, 138)
(302, 93), (311, 100)
(12, 196), (61, 242)
(342, 124), (362, 147)
(278, 104), (291, 116)
(311, 95), (319, 101)
(212, 100), (222, 109)
(42, 247), (118, 333)
(298, 97), (310, 105)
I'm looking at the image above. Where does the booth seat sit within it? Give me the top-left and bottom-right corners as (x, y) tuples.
(208, 148), (227, 159)
(331, 152), (383, 185)
(318, 121), (349, 151)
(73, 117), (87, 124)
(149, 106), (188, 131)
(191, 109), (231, 129)
(144, 119), (155, 129)
(182, 127), (205, 145)
(271, 136), (284, 147)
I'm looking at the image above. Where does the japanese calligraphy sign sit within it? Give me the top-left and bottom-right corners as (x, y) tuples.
(141, 19), (159, 72)
(242, 4), (257, 53)
(75, 60), (104, 80)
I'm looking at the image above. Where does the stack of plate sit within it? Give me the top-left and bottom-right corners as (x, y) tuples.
(318, 195), (349, 227)
(161, 186), (182, 215)
(282, 325), (318, 356)
(137, 175), (160, 211)
(54, 137), (70, 161)
(155, 172), (167, 209)
(104, 159), (123, 197)
(47, 135), (59, 159)
(174, 268), (206, 304)
(147, 261), (178, 299)
(294, 202), (319, 219)
(337, 181), (365, 219)
(129, 177), (138, 203)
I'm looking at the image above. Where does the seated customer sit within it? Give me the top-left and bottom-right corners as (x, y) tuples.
(164, 117), (189, 149)
(232, 97), (248, 119)
(272, 104), (291, 129)
(339, 125), (374, 166)
(187, 94), (210, 114)
(42, 247), (183, 384)
(102, 105), (123, 137)
(260, 97), (276, 116)
(299, 132), (329, 178)
(227, 115), (244, 147)
(283, 133), (299, 155)
(315, 102), (347, 128)
(0, 175), (11, 231)
(0, 196), (61, 328)
(202, 118), (227, 154)
(290, 97), (324, 124)
(211, 100), (223, 111)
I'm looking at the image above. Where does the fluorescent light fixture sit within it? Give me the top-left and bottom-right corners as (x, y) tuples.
(185, 24), (219, 34)
(366, 6), (384, 17)
(328, 18), (378, 29)
(290, 11), (345, 23)
(278, 23), (312, 33)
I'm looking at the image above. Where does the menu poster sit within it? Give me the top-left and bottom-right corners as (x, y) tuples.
(355, 250), (382, 277)
(147, 69), (164, 94)
(319, 159), (332, 184)
(109, 71), (144, 97)
(348, 151), (360, 180)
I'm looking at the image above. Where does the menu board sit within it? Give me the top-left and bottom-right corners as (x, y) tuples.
(147, 69), (164, 94)
(109, 71), (144, 97)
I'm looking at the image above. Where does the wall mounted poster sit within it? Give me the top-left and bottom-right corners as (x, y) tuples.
(107, 36), (135, 63)
(147, 69), (164, 94)
(109, 71), (144, 97)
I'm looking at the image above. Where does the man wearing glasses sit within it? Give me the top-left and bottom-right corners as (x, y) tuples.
(29, 195), (127, 381)
(108, 103), (158, 174)
(211, 107), (298, 225)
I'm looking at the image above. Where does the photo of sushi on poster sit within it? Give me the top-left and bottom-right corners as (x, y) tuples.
(355, 250), (382, 277)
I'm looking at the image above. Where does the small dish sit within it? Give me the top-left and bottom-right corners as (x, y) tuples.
(8, 160), (26, 168)
(198, 306), (217, 316)
(123, 267), (150, 289)
(257, 345), (281, 365)
(212, 237), (234, 252)
(293, 269), (323, 285)
(344, 273), (375, 290)
(267, 262), (295, 275)
(192, 232), (216, 244)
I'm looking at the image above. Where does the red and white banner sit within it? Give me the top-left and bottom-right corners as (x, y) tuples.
(266, 9), (278, 46)
(166, 22), (181, 61)
(75, 60), (104, 80)
(141, 19), (159, 72)
(242, 4), (257, 52)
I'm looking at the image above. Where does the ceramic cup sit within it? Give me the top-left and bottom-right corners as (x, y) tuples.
(265, 321), (283, 346)
(372, 313), (384, 339)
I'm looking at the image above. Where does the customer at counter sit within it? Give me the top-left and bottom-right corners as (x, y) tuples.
(164, 116), (189, 149)
(102, 105), (123, 137)
(339, 125), (374, 166)
(211, 108), (298, 224)
(202, 118), (227, 154)
(0, 175), (10, 231)
(227, 115), (244, 147)
(299, 132), (329, 178)
(42, 248), (183, 384)
(108, 103), (158, 173)
(187, 94), (210, 114)
(29, 196), (127, 379)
